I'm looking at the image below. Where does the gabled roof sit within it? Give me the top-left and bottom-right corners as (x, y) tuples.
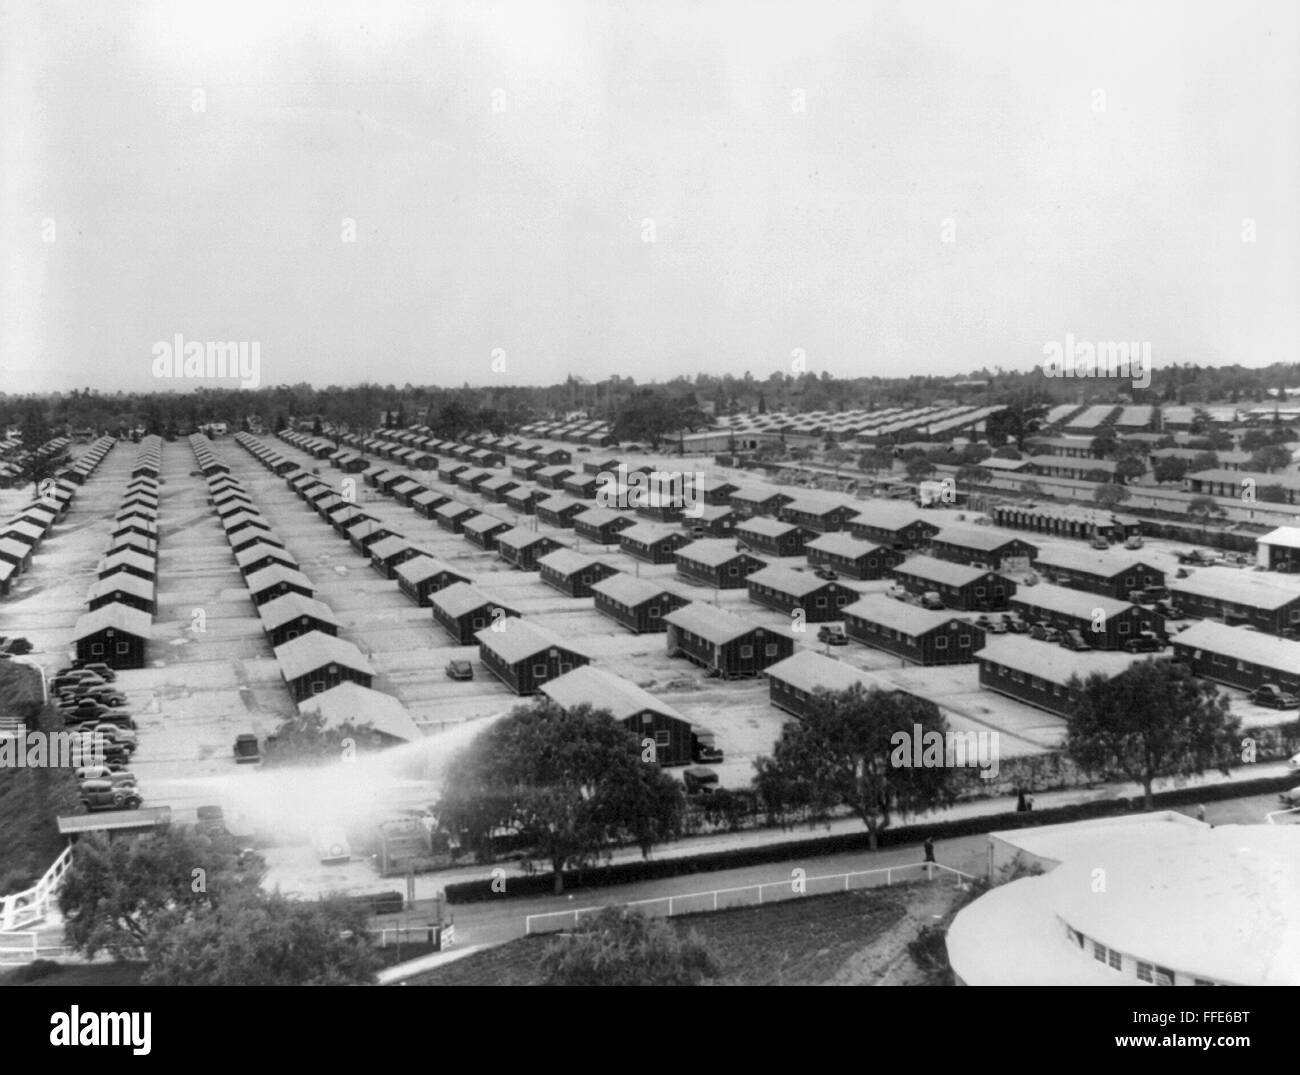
(298, 682), (422, 743)
(394, 555), (465, 585)
(540, 666), (685, 723)
(1172, 620), (1300, 671)
(463, 513), (512, 535)
(737, 516), (807, 538)
(245, 563), (313, 595)
(848, 500), (931, 531)
(496, 526), (557, 551)
(842, 594), (968, 636)
(1033, 546), (1159, 579)
(893, 555), (998, 587)
(234, 542), (296, 571)
(746, 564), (837, 598)
(676, 538), (759, 567)
(258, 592), (342, 632)
(73, 603), (153, 641)
(573, 506), (630, 527)
(431, 582), (517, 619)
(1170, 567), (1300, 610)
(782, 493), (859, 517)
(619, 522), (680, 545)
(662, 602), (757, 644)
(1259, 526), (1300, 551)
(86, 573), (155, 603)
(805, 532), (886, 559)
(974, 635), (1141, 683)
(1011, 582), (1132, 619)
(764, 649), (892, 694)
(591, 573), (677, 606)
(537, 548), (608, 576)
(475, 618), (586, 663)
(932, 524), (1037, 553)
(274, 632), (374, 681)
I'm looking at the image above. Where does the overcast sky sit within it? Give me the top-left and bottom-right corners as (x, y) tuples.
(2, 0), (1296, 393)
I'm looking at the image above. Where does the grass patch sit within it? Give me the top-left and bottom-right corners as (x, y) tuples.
(406, 885), (916, 986)
(0, 663), (81, 896)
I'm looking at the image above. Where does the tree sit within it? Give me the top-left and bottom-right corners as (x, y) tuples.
(1249, 445), (1291, 473)
(826, 446), (852, 475)
(614, 390), (691, 448)
(1257, 483), (1289, 504)
(1092, 482), (1130, 509)
(143, 892), (379, 986)
(1065, 659), (1240, 810)
(858, 448), (892, 476)
(58, 829), (264, 960)
(1089, 432), (1117, 459)
(1240, 429), (1271, 453)
(905, 456), (936, 483)
(753, 685), (959, 849)
(1189, 451), (1220, 473)
(312, 415), (323, 436)
(991, 445), (1022, 460)
(19, 404), (53, 496)
(260, 709), (387, 768)
(1018, 479), (1044, 499)
(1186, 495), (1226, 531)
(955, 464), (992, 485)
(1114, 457), (1146, 485)
(539, 906), (720, 986)
(438, 702), (685, 893)
(1151, 456), (1189, 484)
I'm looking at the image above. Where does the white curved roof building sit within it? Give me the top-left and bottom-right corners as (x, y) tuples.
(947, 817), (1300, 986)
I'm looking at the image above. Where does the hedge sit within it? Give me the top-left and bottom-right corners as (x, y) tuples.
(442, 770), (1296, 903)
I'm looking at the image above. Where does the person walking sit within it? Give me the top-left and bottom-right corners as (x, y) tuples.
(923, 836), (935, 863)
(1016, 788), (1028, 813)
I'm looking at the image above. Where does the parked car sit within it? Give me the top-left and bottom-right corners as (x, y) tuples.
(1124, 631), (1165, 653)
(1153, 600), (1185, 620)
(196, 805), (228, 838)
(76, 765), (136, 786)
(72, 661), (117, 682)
(445, 659), (474, 681)
(817, 623), (848, 646)
(919, 591), (945, 611)
(314, 829), (351, 864)
(886, 585), (910, 602)
(1177, 549), (1219, 566)
(92, 723), (137, 752)
(1090, 536), (1110, 550)
(79, 780), (142, 812)
(1060, 629), (1091, 651)
(233, 733), (261, 764)
(1279, 785), (1300, 807)
(682, 766), (719, 795)
(1002, 614), (1029, 634)
(1251, 684), (1300, 710)
(1127, 586), (1168, 604)
(812, 567), (839, 581)
(1123, 535), (1145, 550)
(1286, 751), (1300, 772)
(691, 730), (723, 764)
(1030, 623), (1062, 643)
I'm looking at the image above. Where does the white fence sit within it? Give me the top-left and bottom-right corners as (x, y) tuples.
(0, 931), (74, 964)
(0, 845), (73, 932)
(525, 860), (975, 935)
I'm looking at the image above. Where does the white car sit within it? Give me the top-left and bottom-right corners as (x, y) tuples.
(314, 830), (351, 864)
(1279, 785), (1300, 807)
(1287, 752), (1300, 772)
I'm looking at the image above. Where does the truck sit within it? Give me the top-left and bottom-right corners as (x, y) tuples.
(233, 733), (261, 763)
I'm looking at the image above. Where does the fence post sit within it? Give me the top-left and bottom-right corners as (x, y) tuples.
(668, 897), (674, 917)
(758, 884), (764, 905)
(844, 873), (849, 891)
(713, 891), (718, 912)
(886, 869), (892, 886)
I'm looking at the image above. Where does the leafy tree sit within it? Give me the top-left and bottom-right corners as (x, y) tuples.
(539, 907), (719, 986)
(1151, 455), (1189, 484)
(753, 685), (959, 849)
(858, 448), (892, 476)
(1240, 429), (1272, 453)
(19, 404), (53, 496)
(438, 702), (685, 892)
(613, 390), (699, 448)
(825, 446), (852, 475)
(58, 829), (264, 959)
(1018, 479), (1044, 499)
(1186, 495), (1226, 530)
(905, 456), (936, 482)
(1092, 482), (1130, 509)
(1065, 659), (1240, 810)
(143, 892), (379, 986)
(956, 464), (992, 485)
(1089, 432), (1117, 459)
(1114, 456), (1146, 485)
(991, 445), (1022, 460)
(1249, 445), (1292, 473)
(1257, 483), (1289, 504)
(312, 415), (323, 436)
(260, 709), (387, 767)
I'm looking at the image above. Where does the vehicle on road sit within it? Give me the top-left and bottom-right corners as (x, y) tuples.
(76, 766), (136, 786)
(812, 567), (839, 581)
(691, 730), (723, 764)
(314, 829), (351, 864)
(1279, 785), (1300, 807)
(1128, 586), (1168, 604)
(1124, 535), (1145, 550)
(919, 591), (945, 610)
(817, 623), (848, 646)
(1177, 549), (1220, 566)
(1029, 622), (1061, 643)
(1251, 684), (1299, 709)
(233, 733), (261, 763)
(1153, 600), (1185, 619)
(1090, 536), (1110, 550)
(445, 659), (474, 681)
(1002, 614), (1028, 634)
(1124, 631), (1165, 653)
(79, 780), (142, 812)
(886, 585), (909, 602)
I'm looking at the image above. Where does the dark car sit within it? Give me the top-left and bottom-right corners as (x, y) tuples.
(1029, 623), (1061, 643)
(1251, 684), (1300, 709)
(445, 659), (474, 681)
(80, 780), (142, 812)
(233, 733), (261, 764)
(682, 766), (719, 795)
(812, 567), (839, 581)
(196, 805), (228, 837)
(817, 624), (848, 646)
(1002, 615), (1029, 634)
(1124, 631), (1165, 653)
(1153, 600), (1185, 620)
(1060, 629), (1091, 651)
(691, 731), (723, 764)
